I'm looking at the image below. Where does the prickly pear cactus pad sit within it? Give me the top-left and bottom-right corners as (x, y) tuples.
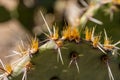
(24, 41), (120, 80)
(10, 24), (120, 80)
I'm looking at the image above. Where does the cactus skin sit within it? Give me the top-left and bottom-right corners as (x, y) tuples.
(12, 39), (120, 80)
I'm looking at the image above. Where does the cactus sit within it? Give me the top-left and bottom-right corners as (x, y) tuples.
(0, 0), (120, 80)
(10, 25), (120, 80)
(2, 17), (120, 80)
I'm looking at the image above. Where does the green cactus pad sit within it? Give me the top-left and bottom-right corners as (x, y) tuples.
(12, 40), (120, 80)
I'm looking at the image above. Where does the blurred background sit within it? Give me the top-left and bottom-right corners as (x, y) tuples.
(0, 0), (120, 63)
(0, 0), (57, 62)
